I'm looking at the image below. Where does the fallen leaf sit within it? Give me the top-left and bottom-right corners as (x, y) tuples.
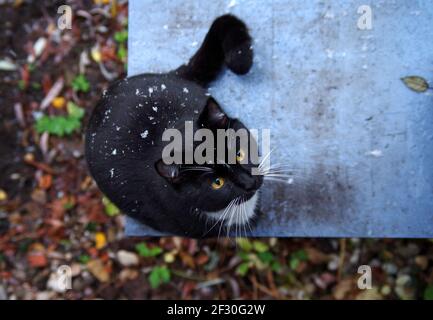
(38, 174), (52, 190)
(95, 232), (107, 250)
(116, 250), (139, 267)
(27, 252), (47, 268)
(52, 97), (66, 109)
(333, 278), (354, 300)
(401, 76), (429, 92)
(0, 189), (7, 201)
(87, 259), (110, 282)
(179, 252), (195, 268)
(0, 59), (17, 71)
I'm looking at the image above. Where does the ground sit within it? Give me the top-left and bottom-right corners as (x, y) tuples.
(0, 0), (432, 300)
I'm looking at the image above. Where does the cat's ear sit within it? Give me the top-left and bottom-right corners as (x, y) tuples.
(199, 98), (228, 129)
(155, 159), (181, 183)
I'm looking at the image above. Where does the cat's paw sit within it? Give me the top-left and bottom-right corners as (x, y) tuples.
(225, 41), (253, 75)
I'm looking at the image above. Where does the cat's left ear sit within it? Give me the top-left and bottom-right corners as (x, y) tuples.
(198, 98), (228, 129)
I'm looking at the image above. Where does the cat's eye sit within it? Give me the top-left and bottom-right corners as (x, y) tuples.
(236, 149), (245, 162)
(211, 177), (225, 190)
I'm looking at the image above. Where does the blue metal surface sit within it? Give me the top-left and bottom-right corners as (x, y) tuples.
(126, 0), (433, 237)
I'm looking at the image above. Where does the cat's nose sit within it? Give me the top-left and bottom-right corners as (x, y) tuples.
(238, 171), (262, 191)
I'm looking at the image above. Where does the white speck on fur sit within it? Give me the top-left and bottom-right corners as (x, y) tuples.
(109, 168), (114, 178)
(183, 87), (189, 93)
(140, 130), (149, 139)
(161, 84), (166, 91)
(152, 106), (158, 112)
(148, 116), (154, 120)
(112, 149), (117, 155)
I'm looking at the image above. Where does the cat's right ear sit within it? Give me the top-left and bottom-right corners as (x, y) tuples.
(199, 98), (228, 130)
(155, 159), (181, 183)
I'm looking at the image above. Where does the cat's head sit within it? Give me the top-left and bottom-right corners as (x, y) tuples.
(156, 97), (263, 227)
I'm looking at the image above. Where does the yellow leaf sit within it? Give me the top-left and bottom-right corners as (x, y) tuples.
(0, 189), (7, 201)
(91, 45), (102, 63)
(52, 97), (66, 109)
(164, 251), (176, 263)
(95, 232), (107, 249)
(401, 76), (429, 92)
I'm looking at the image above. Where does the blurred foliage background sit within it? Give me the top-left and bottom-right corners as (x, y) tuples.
(0, 0), (432, 300)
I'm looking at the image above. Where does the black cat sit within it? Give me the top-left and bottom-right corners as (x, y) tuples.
(85, 15), (263, 238)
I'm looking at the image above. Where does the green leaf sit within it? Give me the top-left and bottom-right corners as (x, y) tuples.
(289, 257), (300, 270)
(149, 266), (171, 289)
(291, 249), (308, 261)
(401, 76), (429, 93)
(35, 115), (81, 137)
(18, 80), (26, 91)
(72, 74), (90, 93)
(252, 240), (269, 253)
(236, 262), (250, 276)
(424, 285), (433, 300)
(117, 44), (127, 61)
(135, 242), (162, 257)
(78, 254), (90, 264)
(271, 261), (282, 273)
(102, 197), (120, 216)
(257, 251), (274, 264)
(85, 222), (97, 232)
(236, 238), (253, 252)
(67, 101), (85, 119)
(238, 251), (250, 261)
(114, 30), (128, 43)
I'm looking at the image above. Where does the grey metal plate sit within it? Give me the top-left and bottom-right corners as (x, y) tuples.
(126, 0), (433, 237)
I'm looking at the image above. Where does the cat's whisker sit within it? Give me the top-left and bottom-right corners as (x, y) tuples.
(217, 198), (236, 239)
(264, 177), (296, 185)
(229, 197), (241, 239)
(205, 198), (233, 237)
(221, 197), (238, 240)
(258, 148), (274, 169)
(242, 201), (248, 238)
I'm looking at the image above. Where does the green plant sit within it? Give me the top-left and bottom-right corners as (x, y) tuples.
(289, 249), (308, 270)
(102, 196), (120, 216)
(117, 44), (127, 61)
(78, 254), (90, 264)
(235, 239), (281, 276)
(149, 266), (171, 289)
(114, 29), (128, 43)
(424, 285), (433, 300)
(35, 102), (85, 137)
(72, 74), (90, 93)
(135, 242), (163, 257)
(18, 80), (26, 91)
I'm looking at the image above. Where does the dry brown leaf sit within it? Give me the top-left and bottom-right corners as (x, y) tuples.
(87, 259), (110, 282)
(401, 76), (429, 92)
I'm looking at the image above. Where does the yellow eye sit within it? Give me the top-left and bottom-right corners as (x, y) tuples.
(211, 177), (225, 190)
(236, 149), (245, 162)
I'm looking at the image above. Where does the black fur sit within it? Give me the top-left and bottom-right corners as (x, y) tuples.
(85, 15), (261, 238)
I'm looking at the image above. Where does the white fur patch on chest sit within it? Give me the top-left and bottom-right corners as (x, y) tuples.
(204, 192), (258, 227)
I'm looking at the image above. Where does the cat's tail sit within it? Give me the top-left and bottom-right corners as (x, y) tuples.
(173, 14), (253, 87)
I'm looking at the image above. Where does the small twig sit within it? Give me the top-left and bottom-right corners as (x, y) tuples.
(249, 275), (279, 299)
(337, 238), (346, 280)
